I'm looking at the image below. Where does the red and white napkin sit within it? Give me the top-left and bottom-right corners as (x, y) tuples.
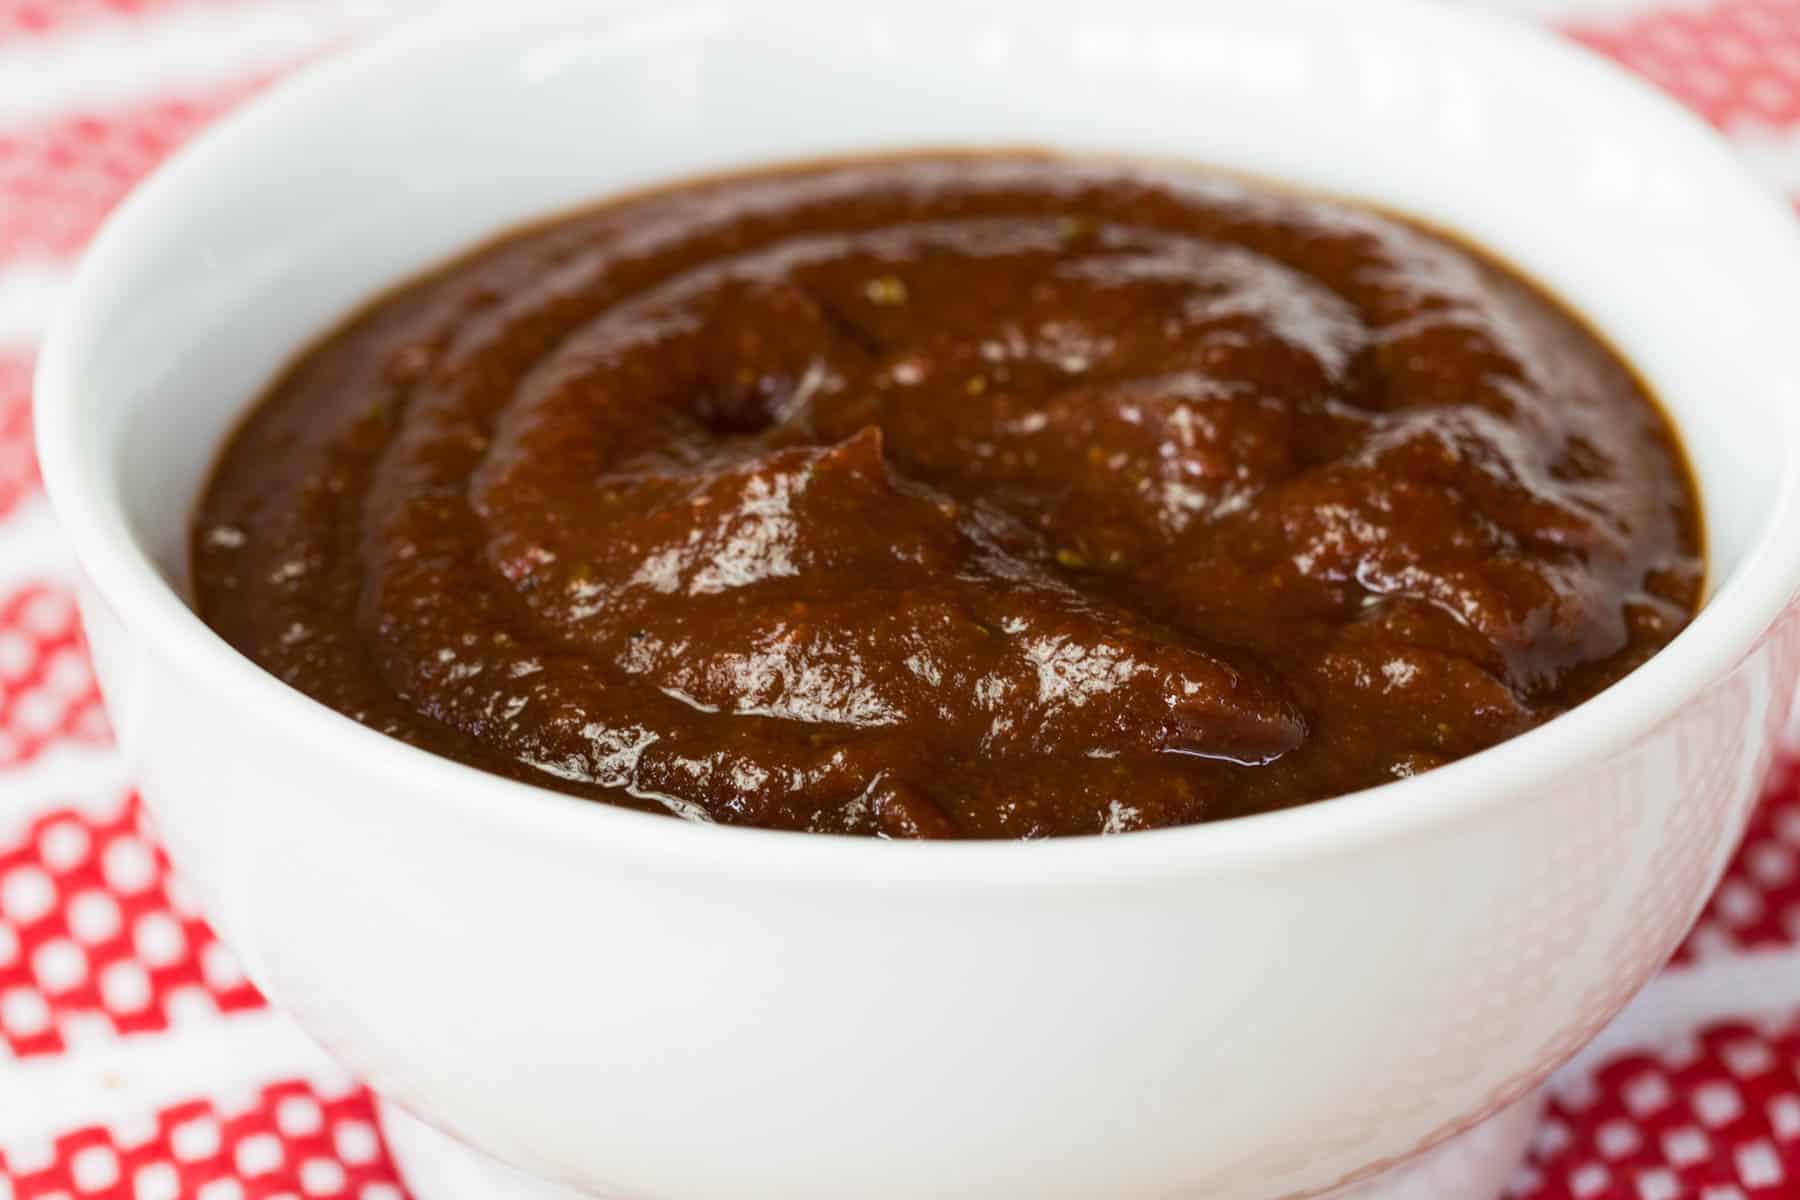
(4, 2), (1800, 1197)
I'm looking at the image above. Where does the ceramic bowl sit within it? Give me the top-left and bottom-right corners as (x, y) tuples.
(35, 1), (1800, 1196)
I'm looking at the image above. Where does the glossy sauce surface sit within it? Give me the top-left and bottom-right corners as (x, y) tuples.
(193, 156), (1703, 837)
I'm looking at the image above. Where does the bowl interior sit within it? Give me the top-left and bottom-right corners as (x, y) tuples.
(40, 0), (1800, 837)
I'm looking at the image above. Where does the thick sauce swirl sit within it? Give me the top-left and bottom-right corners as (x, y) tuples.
(193, 156), (1703, 837)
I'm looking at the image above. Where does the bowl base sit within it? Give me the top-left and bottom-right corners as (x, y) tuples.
(378, 1102), (588, 1200)
(377, 1092), (1540, 1200)
(1319, 1093), (1540, 1200)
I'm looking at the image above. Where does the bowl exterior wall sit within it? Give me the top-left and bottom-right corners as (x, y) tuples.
(80, 585), (1799, 1198)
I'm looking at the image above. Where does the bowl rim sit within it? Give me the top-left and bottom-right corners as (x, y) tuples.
(33, 0), (1800, 886)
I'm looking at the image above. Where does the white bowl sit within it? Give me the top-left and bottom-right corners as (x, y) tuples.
(34, 1), (1800, 1197)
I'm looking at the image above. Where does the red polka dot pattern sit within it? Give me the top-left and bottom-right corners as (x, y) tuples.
(0, 76), (273, 263)
(1566, 0), (1800, 131)
(0, 1078), (408, 1199)
(0, 0), (232, 43)
(0, 354), (43, 522)
(1513, 1016), (1800, 1199)
(0, 581), (111, 768)
(1678, 759), (1800, 964)
(0, 792), (263, 1059)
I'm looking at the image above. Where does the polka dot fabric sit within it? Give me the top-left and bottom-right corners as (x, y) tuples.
(1566, 1), (1800, 131)
(3, 1), (1800, 1197)
(0, 1078), (408, 1199)
(1514, 1017), (1800, 1199)
(0, 356), (41, 524)
(0, 793), (259, 1059)
(0, 79), (272, 263)
(1681, 760), (1800, 964)
(0, 0), (234, 44)
(0, 582), (110, 770)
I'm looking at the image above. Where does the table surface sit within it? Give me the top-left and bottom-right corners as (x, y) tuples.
(5, 2), (1800, 1197)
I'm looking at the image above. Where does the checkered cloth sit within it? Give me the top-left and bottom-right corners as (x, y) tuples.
(4, 2), (1800, 1197)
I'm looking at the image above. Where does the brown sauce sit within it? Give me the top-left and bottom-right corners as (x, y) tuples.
(192, 154), (1704, 838)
